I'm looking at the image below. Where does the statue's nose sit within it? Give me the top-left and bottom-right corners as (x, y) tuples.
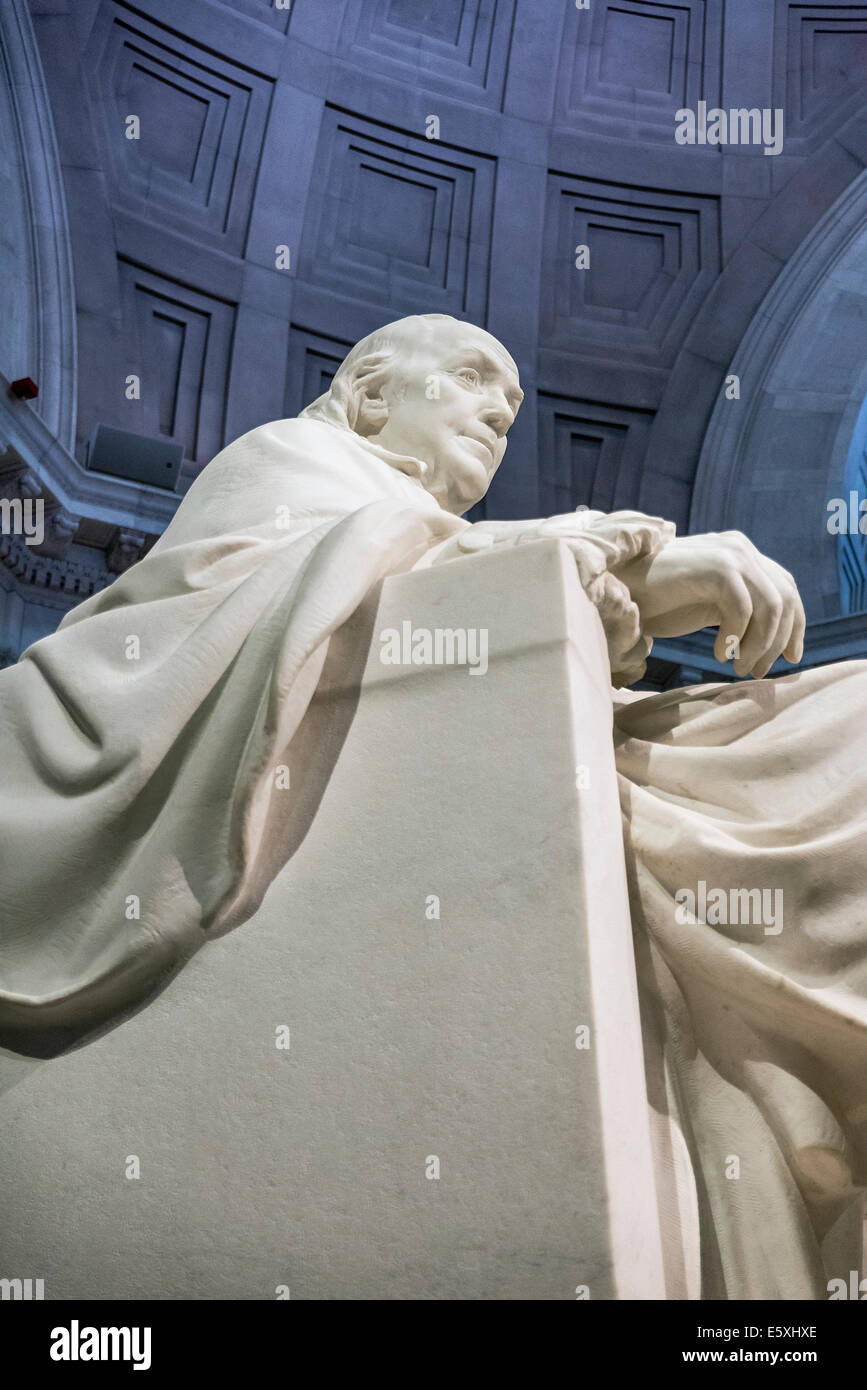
(481, 392), (513, 437)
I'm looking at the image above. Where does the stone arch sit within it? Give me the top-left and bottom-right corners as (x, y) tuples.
(688, 169), (867, 620)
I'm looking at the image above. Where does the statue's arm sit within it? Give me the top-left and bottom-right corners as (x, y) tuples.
(421, 509), (675, 687)
(422, 511), (805, 683)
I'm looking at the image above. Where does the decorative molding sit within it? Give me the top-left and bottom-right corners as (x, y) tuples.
(52, 507), (79, 547)
(774, 2), (867, 151)
(542, 172), (720, 364)
(691, 170), (867, 540)
(117, 259), (236, 463)
(537, 392), (655, 514)
(0, 530), (109, 602)
(0, 370), (178, 537)
(556, 0), (723, 142)
(17, 467), (42, 501)
(341, 0), (516, 108)
(214, 0), (293, 34)
(301, 106), (495, 319)
(108, 526), (150, 574)
(85, 1), (274, 254)
(689, 164), (867, 617)
(284, 325), (351, 419)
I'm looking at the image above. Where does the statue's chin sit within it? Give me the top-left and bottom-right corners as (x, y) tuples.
(451, 451), (495, 512)
(426, 476), (486, 516)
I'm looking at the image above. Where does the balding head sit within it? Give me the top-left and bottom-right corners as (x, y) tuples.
(300, 314), (523, 514)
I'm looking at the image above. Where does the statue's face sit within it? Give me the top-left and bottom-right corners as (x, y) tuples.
(372, 321), (523, 514)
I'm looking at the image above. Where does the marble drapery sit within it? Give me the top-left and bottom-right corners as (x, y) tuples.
(616, 670), (867, 1298)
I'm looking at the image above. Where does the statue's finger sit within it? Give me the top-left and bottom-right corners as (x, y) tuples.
(716, 573), (752, 668)
(735, 571), (784, 675)
(783, 596), (806, 664)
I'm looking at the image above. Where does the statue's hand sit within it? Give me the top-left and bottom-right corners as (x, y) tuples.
(618, 531), (806, 679)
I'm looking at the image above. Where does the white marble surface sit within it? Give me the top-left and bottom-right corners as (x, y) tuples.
(0, 540), (666, 1300)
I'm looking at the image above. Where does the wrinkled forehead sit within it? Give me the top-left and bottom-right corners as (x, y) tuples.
(412, 322), (521, 390)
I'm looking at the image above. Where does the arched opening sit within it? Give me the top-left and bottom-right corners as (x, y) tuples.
(839, 393), (867, 613)
(690, 170), (867, 623)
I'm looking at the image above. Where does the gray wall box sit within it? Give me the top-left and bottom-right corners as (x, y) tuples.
(86, 425), (183, 489)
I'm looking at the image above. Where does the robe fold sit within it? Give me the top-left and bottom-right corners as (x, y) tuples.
(0, 419), (465, 1031)
(615, 670), (867, 1298)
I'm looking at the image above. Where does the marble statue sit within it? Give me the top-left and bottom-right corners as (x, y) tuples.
(1, 313), (866, 1299)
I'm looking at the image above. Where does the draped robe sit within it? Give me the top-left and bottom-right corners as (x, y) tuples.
(1, 413), (865, 1298)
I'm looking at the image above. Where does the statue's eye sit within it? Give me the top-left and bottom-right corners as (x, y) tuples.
(457, 367), (482, 387)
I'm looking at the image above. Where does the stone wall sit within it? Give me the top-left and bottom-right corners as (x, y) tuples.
(4, 0), (867, 669)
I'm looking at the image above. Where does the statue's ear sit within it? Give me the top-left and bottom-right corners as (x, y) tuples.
(355, 387), (389, 437)
(350, 351), (394, 436)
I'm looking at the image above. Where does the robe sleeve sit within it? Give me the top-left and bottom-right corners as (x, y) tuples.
(0, 419), (463, 1044)
(423, 509), (676, 687)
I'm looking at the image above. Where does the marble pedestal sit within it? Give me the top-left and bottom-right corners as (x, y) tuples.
(0, 539), (666, 1299)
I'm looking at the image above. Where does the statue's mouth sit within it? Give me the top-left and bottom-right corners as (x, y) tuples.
(461, 434), (495, 466)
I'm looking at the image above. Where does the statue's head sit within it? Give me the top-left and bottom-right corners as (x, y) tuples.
(300, 314), (523, 515)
